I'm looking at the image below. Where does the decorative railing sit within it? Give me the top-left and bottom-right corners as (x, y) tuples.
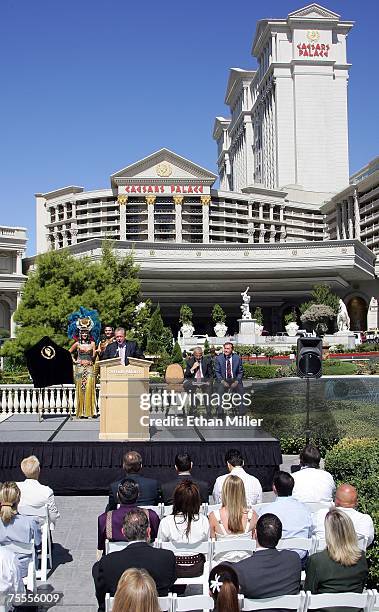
(0, 383), (167, 417)
(0, 384), (100, 417)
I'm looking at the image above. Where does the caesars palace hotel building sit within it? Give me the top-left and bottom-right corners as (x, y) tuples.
(32, 3), (379, 334)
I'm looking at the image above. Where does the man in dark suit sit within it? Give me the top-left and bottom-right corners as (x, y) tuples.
(101, 327), (144, 365)
(92, 508), (176, 612)
(215, 342), (245, 415)
(106, 450), (159, 511)
(233, 514), (301, 603)
(161, 452), (209, 504)
(184, 346), (214, 415)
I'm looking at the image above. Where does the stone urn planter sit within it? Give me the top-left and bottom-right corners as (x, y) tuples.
(180, 323), (195, 338)
(214, 322), (228, 338)
(285, 322), (299, 337)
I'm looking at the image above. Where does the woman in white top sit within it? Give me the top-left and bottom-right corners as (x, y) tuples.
(209, 475), (258, 563)
(0, 482), (41, 578)
(157, 480), (209, 544)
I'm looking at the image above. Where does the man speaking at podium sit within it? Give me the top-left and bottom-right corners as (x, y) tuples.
(101, 327), (144, 365)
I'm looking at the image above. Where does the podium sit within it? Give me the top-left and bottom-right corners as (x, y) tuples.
(98, 356), (153, 441)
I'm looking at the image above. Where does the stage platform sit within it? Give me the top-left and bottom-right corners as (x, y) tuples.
(0, 413), (281, 495)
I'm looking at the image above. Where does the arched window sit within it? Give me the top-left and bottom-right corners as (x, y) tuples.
(347, 297), (368, 331)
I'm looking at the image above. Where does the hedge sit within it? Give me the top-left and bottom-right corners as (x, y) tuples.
(243, 364), (281, 378)
(325, 438), (379, 587)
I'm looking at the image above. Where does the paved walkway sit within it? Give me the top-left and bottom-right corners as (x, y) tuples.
(38, 455), (298, 610)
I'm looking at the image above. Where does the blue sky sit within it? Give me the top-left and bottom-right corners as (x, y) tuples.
(1, 0), (378, 253)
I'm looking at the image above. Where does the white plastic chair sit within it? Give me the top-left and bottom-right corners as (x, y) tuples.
(316, 533), (368, 552)
(139, 504), (164, 519)
(105, 593), (171, 612)
(277, 536), (317, 556)
(241, 591), (306, 611)
(211, 537), (255, 567)
(371, 589), (379, 611)
(158, 539), (212, 593)
(1, 540), (37, 593)
(207, 504), (221, 515)
(105, 539), (160, 554)
(19, 504), (52, 582)
(304, 590), (374, 612)
(304, 501), (333, 514)
(171, 593), (214, 611)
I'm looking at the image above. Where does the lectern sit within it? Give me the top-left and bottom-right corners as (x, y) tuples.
(98, 356), (153, 441)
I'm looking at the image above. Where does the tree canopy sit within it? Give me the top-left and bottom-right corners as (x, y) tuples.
(300, 284), (340, 315)
(2, 243), (143, 361)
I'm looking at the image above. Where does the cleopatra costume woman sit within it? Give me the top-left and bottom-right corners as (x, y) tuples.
(67, 308), (101, 419)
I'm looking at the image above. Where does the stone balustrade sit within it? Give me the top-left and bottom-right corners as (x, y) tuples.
(0, 384), (100, 417)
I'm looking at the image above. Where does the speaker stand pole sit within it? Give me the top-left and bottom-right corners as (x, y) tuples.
(305, 377), (311, 445)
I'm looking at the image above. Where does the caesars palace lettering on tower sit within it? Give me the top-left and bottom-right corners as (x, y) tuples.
(31, 3), (379, 333)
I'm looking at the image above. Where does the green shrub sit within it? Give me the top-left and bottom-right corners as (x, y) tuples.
(243, 364), (280, 378)
(325, 438), (379, 587)
(171, 341), (183, 364)
(235, 345), (262, 356)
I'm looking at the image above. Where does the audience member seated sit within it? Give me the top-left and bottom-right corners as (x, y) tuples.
(292, 445), (335, 503)
(305, 509), (368, 606)
(233, 514), (301, 599)
(112, 568), (160, 612)
(209, 563), (240, 612)
(157, 480), (209, 544)
(257, 471), (312, 563)
(0, 482), (41, 578)
(160, 452), (209, 504)
(92, 509), (176, 612)
(212, 449), (262, 507)
(17, 455), (60, 525)
(106, 451), (159, 511)
(209, 475), (258, 563)
(97, 479), (160, 555)
(313, 484), (374, 547)
(0, 547), (24, 597)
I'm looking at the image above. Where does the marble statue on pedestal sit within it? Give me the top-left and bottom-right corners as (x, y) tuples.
(240, 286), (252, 320)
(337, 299), (350, 332)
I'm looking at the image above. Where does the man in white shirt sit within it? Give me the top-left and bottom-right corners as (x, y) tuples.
(313, 483), (374, 546)
(17, 455), (60, 524)
(292, 445), (335, 503)
(258, 471), (312, 561)
(0, 547), (24, 597)
(212, 449), (262, 506)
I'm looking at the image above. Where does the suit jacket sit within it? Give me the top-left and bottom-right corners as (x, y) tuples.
(101, 340), (144, 365)
(92, 541), (176, 611)
(106, 474), (159, 511)
(184, 356), (214, 382)
(17, 479), (60, 525)
(234, 548), (301, 604)
(215, 352), (243, 383)
(161, 474), (209, 504)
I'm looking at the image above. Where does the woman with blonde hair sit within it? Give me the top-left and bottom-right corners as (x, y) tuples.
(208, 475), (257, 563)
(0, 482), (41, 577)
(113, 568), (160, 612)
(305, 508), (368, 606)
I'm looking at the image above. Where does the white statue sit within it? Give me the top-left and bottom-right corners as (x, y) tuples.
(337, 299), (350, 332)
(240, 286), (252, 320)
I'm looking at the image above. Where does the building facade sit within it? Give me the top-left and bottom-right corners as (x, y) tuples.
(0, 227), (27, 337)
(32, 4), (379, 334)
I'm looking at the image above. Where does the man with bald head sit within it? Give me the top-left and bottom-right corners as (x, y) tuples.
(313, 483), (374, 546)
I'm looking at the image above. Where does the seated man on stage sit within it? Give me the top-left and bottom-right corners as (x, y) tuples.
(183, 346), (213, 414)
(101, 327), (144, 365)
(215, 342), (245, 416)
